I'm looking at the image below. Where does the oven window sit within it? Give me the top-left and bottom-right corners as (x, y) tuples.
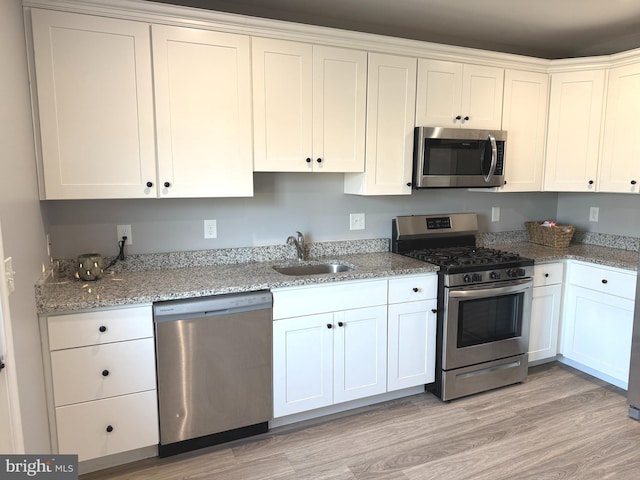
(457, 292), (524, 348)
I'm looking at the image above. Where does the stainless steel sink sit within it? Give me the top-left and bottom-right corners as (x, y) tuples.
(273, 263), (355, 276)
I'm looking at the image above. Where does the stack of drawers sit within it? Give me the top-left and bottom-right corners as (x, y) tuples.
(46, 306), (159, 461)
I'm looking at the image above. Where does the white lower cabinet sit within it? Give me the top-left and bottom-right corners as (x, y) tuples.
(43, 306), (158, 462)
(528, 263), (563, 363)
(272, 274), (437, 418)
(560, 261), (636, 389)
(387, 275), (437, 391)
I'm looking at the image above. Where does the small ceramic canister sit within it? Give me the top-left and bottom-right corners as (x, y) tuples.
(77, 253), (105, 281)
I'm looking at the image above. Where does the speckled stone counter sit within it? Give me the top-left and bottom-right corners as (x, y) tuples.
(488, 242), (639, 270)
(36, 252), (438, 315)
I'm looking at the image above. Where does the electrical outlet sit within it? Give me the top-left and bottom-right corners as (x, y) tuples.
(589, 206), (599, 222)
(4, 257), (15, 295)
(491, 207), (500, 222)
(350, 213), (365, 231)
(204, 219), (217, 239)
(117, 225), (133, 245)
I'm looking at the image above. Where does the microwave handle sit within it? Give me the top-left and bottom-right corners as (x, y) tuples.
(484, 134), (498, 183)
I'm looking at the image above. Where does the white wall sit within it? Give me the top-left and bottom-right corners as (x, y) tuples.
(43, 173), (560, 258)
(0, 0), (51, 453)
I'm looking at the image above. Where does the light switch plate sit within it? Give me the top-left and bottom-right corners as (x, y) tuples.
(491, 207), (500, 222)
(350, 213), (365, 230)
(589, 207), (599, 222)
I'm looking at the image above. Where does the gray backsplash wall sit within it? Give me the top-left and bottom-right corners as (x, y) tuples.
(556, 192), (640, 237)
(43, 173), (561, 258)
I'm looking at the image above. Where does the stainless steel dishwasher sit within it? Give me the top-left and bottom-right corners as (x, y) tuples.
(153, 290), (273, 457)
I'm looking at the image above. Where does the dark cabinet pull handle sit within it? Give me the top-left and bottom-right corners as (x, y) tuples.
(338, 322), (344, 327)
(463, 116), (470, 121)
(306, 158), (312, 163)
(431, 309), (438, 314)
(632, 180), (637, 185)
(588, 180), (594, 185)
(316, 158), (322, 163)
(98, 325), (107, 333)
(102, 369), (110, 377)
(164, 181), (171, 188)
(327, 324), (333, 329)
(602, 279), (608, 284)
(412, 287), (419, 292)
(146, 181), (153, 188)
(455, 115), (462, 120)
(106, 425), (114, 433)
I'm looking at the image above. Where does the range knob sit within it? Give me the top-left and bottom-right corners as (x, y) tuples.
(463, 274), (473, 283)
(490, 271), (501, 280)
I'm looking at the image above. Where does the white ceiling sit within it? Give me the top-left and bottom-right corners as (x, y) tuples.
(150, 0), (640, 59)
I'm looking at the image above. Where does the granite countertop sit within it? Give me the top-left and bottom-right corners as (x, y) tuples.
(35, 252), (438, 315)
(489, 241), (639, 270)
(36, 235), (640, 316)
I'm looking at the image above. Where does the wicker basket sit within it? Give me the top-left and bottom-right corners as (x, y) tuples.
(525, 221), (576, 248)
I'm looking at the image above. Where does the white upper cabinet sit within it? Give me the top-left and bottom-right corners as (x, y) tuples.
(344, 53), (417, 195)
(416, 59), (504, 130)
(252, 38), (366, 172)
(543, 69), (606, 192)
(31, 9), (157, 199)
(499, 70), (549, 192)
(152, 25), (253, 197)
(599, 63), (640, 193)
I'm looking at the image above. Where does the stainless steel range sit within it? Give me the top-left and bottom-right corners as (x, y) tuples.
(392, 213), (534, 401)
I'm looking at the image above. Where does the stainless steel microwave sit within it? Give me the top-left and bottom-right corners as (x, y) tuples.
(412, 127), (507, 188)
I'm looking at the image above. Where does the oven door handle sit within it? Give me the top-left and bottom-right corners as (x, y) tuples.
(448, 278), (532, 298)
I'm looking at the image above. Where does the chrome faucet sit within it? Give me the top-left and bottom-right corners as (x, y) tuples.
(287, 231), (305, 261)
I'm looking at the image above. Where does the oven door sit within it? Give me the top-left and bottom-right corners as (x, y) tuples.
(442, 278), (532, 371)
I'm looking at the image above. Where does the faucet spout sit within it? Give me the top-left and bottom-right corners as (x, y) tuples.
(286, 231), (305, 261)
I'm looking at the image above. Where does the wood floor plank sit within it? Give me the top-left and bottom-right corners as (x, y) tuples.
(80, 363), (640, 480)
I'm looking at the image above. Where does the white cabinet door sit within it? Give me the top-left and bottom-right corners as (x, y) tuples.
(273, 313), (334, 417)
(31, 9), (157, 199)
(344, 53), (417, 195)
(599, 63), (640, 193)
(544, 70), (605, 192)
(387, 300), (437, 391)
(529, 284), (562, 363)
(312, 46), (367, 172)
(416, 59), (503, 130)
(152, 25), (253, 197)
(333, 306), (387, 403)
(253, 38), (366, 172)
(500, 70), (549, 192)
(562, 285), (634, 388)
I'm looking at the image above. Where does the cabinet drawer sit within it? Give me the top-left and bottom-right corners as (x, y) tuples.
(567, 261), (636, 299)
(533, 262), (564, 287)
(51, 338), (157, 407)
(56, 390), (159, 461)
(48, 306), (153, 350)
(272, 279), (387, 319)
(388, 274), (437, 304)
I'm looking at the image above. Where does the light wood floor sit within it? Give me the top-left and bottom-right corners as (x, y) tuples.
(82, 362), (640, 480)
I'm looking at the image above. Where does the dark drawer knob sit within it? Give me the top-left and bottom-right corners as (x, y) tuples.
(98, 325), (107, 333)
(406, 182), (412, 187)
(463, 116), (470, 121)
(455, 115), (462, 120)
(412, 287), (419, 292)
(146, 181), (153, 188)
(544, 273), (549, 278)
(338, 322), (344, 327)
(316, 158), (322, 163)
(106, 425), (114, 433)
(0, 361), (5, 372)
(602, 279), (608, 284)
(164, 181), (171, 188)
(431, 309), (438, 314)
(588, 180), (594, 185)
(327, 324), (333, 329)
(306, 158), (312, 163)
(102, 369), (110, 377)
(632, 180), (637, 185)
